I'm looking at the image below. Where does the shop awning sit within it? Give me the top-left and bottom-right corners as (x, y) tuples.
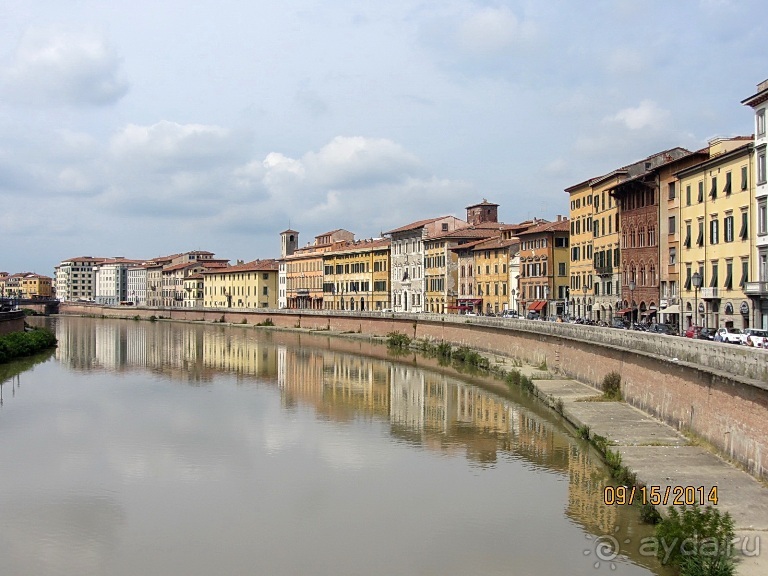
(641, 309), (657, 317)
(617, 307), (633, 315)
(661, 304), (680, 315)
(529, 300), (546, 312)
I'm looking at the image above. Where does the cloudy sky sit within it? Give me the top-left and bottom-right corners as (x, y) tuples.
(1, 0), (764, 274)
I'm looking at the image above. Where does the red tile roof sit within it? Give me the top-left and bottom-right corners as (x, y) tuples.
(516, 218), (570, 235)
(384, 216), (450, 235)
(203, 259), (279, 274)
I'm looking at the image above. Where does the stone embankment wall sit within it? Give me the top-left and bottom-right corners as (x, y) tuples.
(0, 311), (25, 336)
(59, 304), (768, 480)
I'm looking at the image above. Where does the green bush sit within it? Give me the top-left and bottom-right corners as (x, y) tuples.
(654, 505), (735, 575)
(386, 332), (412, 349)
(0, 328), (57, 364)
(256, 318), (275, 327)
(602, 371), (622, 400)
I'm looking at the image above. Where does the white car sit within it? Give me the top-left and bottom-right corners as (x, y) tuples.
(715, 327), (743, 344)
(740, 328), (768, 348)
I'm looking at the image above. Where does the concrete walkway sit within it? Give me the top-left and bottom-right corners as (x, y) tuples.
(485, 356), (767, 575)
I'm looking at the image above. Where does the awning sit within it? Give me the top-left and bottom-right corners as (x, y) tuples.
(661, 304), (680, 315)
(641, 309), (657, 317)
(617, 307), (633, 315)
(529, 300), (546, 312)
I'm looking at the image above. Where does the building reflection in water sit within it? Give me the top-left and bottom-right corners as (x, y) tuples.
(50, 317), (642, 551)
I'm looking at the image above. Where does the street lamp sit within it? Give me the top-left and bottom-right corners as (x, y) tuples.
(691, 271), (702, 328)
(629, 279), (636, 323)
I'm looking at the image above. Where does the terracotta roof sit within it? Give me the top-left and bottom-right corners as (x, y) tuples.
(430, 224), (501, 241)
(203, 259), (279, 274)
(450, 238), (495, 252)
(62, 256), (108, 264)
(470, 237), (519, 251)
(281, 228), (299, 234)
(465, 199), (499, 209)
(326, 238), (391, 255)
(186, 274), (204, 280)
(163, 261), (201, 272)
(516, 218), (570, 235)
(384, 216), (450, 235)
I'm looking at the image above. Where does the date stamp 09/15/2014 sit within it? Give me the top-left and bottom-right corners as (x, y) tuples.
(603, 485), (719, 507)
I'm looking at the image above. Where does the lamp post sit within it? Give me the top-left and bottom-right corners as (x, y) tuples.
(582, 284), (588, 320)
(629, 279), (636, 324)
(691, 271), (702, 329)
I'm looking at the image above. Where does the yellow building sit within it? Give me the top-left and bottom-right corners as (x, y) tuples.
(677, 137), (754, 330)
(203, 259), (279, 309)
(565, 179), (595, 319)
(286, 229), (354, 309)
(518, 217), (570, 318)
(20, 273), (54, 298)
(471, 237), (519, 315)
(588, 173), (623, 321)
(322, 238), (391, 311)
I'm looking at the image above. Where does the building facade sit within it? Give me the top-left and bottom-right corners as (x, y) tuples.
(54, 257), (107, 301)
(203, 259), (279, 309)
(742, 79), (768, 328)
(677, 138), (754, 330)
(322, 238), (391, 311)
(387, 216), (468, 313)
(517, 217), (570, 319)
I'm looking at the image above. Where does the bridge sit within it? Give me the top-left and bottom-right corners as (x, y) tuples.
(0, 298), (59, 316)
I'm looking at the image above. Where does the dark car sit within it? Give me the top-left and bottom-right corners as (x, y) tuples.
(648, 323), (676, 335)
(697, 328), (716, 340)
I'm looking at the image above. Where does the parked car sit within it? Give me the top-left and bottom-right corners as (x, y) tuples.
(526, 311), (540, 320)
(500, 310), (518, 318)
(715, 327), (743, 344)
(697, 328), (716, 340)
(611, 318), (628, 329)
(740, 328), (768, 348)
(648, 323), (676, 335)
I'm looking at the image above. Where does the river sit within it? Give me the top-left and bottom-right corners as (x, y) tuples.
(0, 316), (667, 575)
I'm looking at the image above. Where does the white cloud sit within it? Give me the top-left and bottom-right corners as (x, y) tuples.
(606, 100), (671, 131)
(458, 7), (535, 54)
(1, 28), (128, 106)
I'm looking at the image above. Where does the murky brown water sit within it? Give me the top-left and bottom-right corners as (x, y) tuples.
(0, 316), (666, 575)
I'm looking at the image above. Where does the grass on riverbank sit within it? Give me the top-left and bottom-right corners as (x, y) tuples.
(0, 327), (57, 364)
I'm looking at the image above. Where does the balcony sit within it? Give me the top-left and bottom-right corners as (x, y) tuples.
(595, 265), (613, 276)
(699, 287), (719, 300)
(744, 281), (768, 297)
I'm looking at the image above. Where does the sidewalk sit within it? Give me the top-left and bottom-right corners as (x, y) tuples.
(487, 356), (767, 575)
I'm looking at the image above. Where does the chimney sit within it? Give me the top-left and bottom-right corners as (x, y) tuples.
(557, 214), (563, 222)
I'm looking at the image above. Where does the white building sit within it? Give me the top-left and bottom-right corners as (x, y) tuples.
(127, 265), (148, 306)
(94, 258), (143, 305)
(742, 79), (768, 328)
(54, 256), (107, 301)
(386, 216), (467, 313)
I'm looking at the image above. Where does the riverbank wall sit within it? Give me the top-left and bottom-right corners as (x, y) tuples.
(58, 303), (768, 481)
(0, 311), (25, 336)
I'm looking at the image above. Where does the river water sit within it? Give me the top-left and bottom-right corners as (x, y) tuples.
(0, 316), (667, 576)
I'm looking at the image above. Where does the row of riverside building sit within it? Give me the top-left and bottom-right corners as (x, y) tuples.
(44, 78), (768, 332)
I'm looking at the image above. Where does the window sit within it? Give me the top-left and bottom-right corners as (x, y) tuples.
(710, 262), (718, 288)
(710, 177), (717, 199)
(669, 247), (676, 265)
(759, 149), (767, 185)
(724, 261), (733, 290)
(724, 214), (734, 243)
(668, 181), (676, 200)
(686, 185), (691, 206)
(724, 172), (732, 195)
(740, 259), (749, 288)
(696, 220), (704, 247)
(684, 222), (692, 248)
(758, 108), (766, 137)
(668, 216), (676, 235)
(759, 198), (768, 236)
(558, 262), (566, 276)
(741, 166), (748, 191)
(710, 218), (719, 245)
(740, 210), (749, 240)
(698, 181), (704, 203)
